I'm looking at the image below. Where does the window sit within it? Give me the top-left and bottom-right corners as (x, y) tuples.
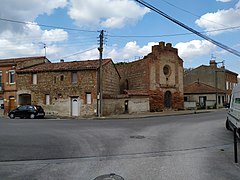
(0, 98), (3, 109)
(32, 73), (37, 84)
(18, 106), (27, 111)
(86, 93), (91, 104)
(60, 75), (64, 81)
(235, 98), (240, 104)
(9, 70), (15, 84)
(163, 65), (171, 77)
(45, 94), (50, 105)
(72, 72), (77, 83)
(0, 71), (2, 90)
(218, 96), (221, 104)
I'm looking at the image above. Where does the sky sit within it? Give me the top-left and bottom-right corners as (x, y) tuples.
(0, 0), (240, 74)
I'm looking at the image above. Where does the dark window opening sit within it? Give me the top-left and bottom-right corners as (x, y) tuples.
(60, 75), (64, 81)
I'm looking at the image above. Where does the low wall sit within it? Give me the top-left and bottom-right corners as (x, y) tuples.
(184, 101), (196, 110)
(206, 100), (215, 109)
(103, 97), (150, 116)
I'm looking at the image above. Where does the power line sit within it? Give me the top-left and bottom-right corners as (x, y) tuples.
(0, 17), (98, 33)
(61, 47), (97, 59)
(134, 0), (240, 57)
(160, 0), (227, 27)
(107, 25), (240, 38)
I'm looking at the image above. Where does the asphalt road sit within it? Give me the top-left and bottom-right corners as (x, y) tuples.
(0, 110), (239, 180)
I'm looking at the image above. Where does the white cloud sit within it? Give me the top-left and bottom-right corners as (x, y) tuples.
(0, 0), (67, 33)
(103, 40), (216, 64)
(216, 0), (231, 2)
(68, 0), (149, 28)
(196, 1), (240, 35)
(104, 41), (158, 62)
(174, 40), (217, 62)
(41, 29), (68, 43)
(78, 48), (99, 60)
(0, 23), (68, 59)
(0, 0), (69, 59)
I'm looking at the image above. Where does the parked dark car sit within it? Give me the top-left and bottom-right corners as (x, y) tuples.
(8, 105), (45, 119)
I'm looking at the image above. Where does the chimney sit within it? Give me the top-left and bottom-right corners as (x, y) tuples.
(166, 43), (172, 48)
(159, 41), (165, 48)
(209, 60), (217, 68)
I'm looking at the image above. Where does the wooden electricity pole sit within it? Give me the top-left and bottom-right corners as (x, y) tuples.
(98, 30), (104, 117)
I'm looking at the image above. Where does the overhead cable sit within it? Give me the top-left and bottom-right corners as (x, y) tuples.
(0, 17), (98, 33)
(108, 25), (240, 38)
(160, 0), (227, 27)
(135, 0), (240, 57)
(61, 47), (97, 59)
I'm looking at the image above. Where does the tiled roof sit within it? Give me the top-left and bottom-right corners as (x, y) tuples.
(0, 56), (46, 63)
(184, 81), (224, 94)
(17, 59), (112, 72)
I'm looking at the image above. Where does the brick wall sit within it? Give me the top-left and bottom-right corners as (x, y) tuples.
(0, 66), (17, 113)
(116, 41), (184, 111)
(116, 59), (149, 93)
(102, 61), (120, 96)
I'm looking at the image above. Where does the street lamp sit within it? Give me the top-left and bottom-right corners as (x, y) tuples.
(215, 60), (225, 109)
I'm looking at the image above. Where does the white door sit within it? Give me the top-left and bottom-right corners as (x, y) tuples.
(71, 98), (79, 116)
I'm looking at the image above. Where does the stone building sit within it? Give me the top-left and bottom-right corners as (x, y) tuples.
(0, 56), (49, 115)
(116, 41), (184, 111)
(184, 60), (238, 108)
(16, 59), (121, 117)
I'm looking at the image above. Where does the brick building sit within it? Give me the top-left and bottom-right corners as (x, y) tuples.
(0, 56), (49, 115)
(116, 41), (184, 111)
(16, 59), (121, 117)
(184, 60), (238, 108)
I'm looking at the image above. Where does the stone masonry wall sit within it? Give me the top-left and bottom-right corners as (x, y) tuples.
(17, 70), (98, 117)
(103, 97), (149, 115)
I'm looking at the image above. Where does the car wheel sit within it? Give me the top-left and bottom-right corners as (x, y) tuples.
(9, 113), (15, 119)
(226, 119), (231, 131)
(30, 114), (35, 119)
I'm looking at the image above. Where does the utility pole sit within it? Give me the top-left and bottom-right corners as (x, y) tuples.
(97, 30), (104, 117)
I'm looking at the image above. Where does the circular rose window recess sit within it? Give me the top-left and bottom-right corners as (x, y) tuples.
(163, 65), (171, 76)
(94, 173), (124, 180)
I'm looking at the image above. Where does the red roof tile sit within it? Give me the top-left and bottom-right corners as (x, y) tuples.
(184, 81), (224, 94)
(0, 56), (46, 63)
(17, 59), (112, 72)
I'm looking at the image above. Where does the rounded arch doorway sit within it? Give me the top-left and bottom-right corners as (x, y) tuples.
(164, 91), (172, 109)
